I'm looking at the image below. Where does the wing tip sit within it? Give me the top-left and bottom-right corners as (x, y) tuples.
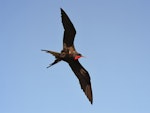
(60, 8), (62, 11)
(60, 8), (65, 14)
(86, 85), (93, 104)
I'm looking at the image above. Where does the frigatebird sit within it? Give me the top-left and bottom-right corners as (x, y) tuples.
(42, 8), (93, 104)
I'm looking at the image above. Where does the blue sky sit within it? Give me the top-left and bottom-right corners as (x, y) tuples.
(0, 0), (150, 113)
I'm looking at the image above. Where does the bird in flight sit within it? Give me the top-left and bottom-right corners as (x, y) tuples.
(42, 8), (93, 104)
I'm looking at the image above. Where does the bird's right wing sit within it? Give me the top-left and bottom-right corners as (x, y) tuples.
(68, 60), (93, 104)
(61, 8), (76, 51)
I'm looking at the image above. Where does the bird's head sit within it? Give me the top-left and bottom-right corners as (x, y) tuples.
(74, 54), (84, 60)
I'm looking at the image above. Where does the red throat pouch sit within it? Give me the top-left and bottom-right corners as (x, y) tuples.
(74, 55), (81, 60)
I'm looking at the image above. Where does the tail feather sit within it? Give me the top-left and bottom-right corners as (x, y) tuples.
(41, 49), (61, 67)
(47, 59), (61, 68)
(41, 50), (60, 58)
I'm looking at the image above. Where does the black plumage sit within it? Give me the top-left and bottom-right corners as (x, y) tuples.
(42, 8), (93, 104)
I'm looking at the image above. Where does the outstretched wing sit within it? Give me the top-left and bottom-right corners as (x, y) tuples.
(68, 60), (93, 104)
(61, 8), (76, 51)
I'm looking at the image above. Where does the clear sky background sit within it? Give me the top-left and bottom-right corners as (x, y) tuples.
(0, 0), (150, 113)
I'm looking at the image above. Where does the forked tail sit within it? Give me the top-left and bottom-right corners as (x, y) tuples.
(41, 49), (61, 68)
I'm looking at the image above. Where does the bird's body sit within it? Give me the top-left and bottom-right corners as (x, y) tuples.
(42, 8), (93, 104)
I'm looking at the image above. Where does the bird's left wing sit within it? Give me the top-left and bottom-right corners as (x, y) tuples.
(68, 60), (93, 104)
(61, 8), (76, 51)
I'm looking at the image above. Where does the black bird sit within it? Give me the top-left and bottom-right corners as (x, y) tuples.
(42, 8), (93, 104)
